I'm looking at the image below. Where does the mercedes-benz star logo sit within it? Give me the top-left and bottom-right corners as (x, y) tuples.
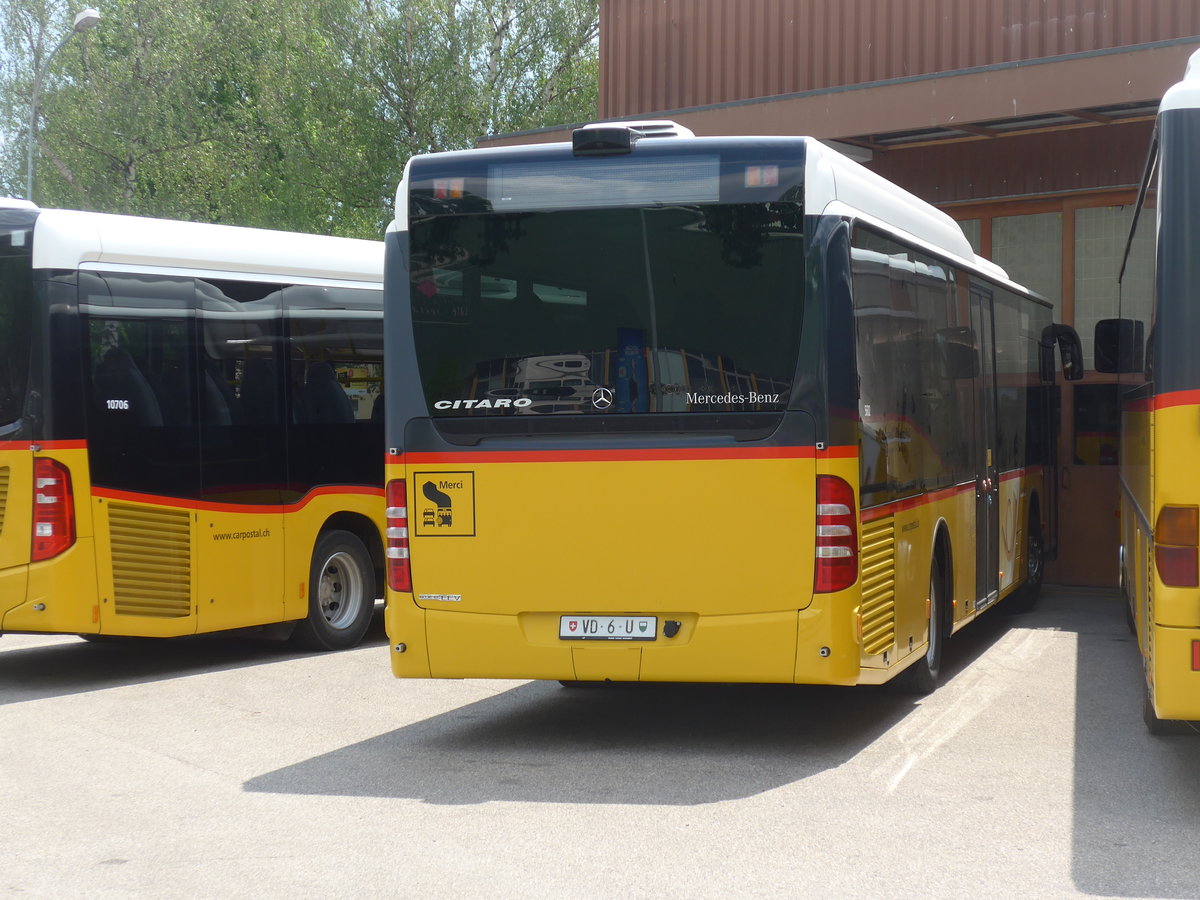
(591, 387), (614, 410)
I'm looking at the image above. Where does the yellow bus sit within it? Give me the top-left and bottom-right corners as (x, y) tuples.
(382, 124), (1082, 689)
(1099, 50), (1200, 732)
(0, 202), (385, 649)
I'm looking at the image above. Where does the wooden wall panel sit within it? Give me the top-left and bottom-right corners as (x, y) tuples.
(600, 0), (1200, 118)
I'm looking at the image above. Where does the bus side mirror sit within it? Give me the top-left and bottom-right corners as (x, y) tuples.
(1041, 324), (1084, 381)
(1094, 318), (1145, 374)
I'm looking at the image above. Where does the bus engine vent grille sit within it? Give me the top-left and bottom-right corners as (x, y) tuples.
(0, 466), (8, 535)
(859, 516), (897, 657)
(108, 502), (191, 618)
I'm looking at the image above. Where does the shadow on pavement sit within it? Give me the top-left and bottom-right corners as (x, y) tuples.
(0, 607), (388, 706)
(1065, 588), (1200, 899)
(245, 603), (1012, 806)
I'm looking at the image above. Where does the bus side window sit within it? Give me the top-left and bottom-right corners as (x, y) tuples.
(302, 361), (356, 423)
(1093, 318), (1145, 374)
(239, 358), (279, 424)
(284, 285), (383, 424)
(1143, 323), (1154, 382)
(201, 360), (238, 426)
(94, 345), (164, 428)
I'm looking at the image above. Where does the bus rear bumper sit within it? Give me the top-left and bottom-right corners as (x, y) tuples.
(1, 540), (98, 635)
(387, 599), (861, 685)
(1150, 623), (1200, 722)
(386, 595), (432, 678)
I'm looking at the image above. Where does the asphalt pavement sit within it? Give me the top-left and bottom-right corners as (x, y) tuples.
(1, 586), (1197, 899)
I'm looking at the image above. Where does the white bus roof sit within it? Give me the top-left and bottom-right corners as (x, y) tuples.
(802, 139), (1012, 284)
(1161, 47), (1200, 113)
(394, 131), (1019, 291)
(21, 206), (382, 286)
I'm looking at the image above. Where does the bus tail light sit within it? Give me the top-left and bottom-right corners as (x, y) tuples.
(32, 458), (76, 562)
(385, 479), (412, 592)
(1154, 505), (1199, 588)
(1192, 640), (1200, 672)
(815, 475), (858, 593)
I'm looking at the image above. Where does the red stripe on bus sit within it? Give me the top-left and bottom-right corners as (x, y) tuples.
(91, 484), (382, 515)
(1000, 466), (1038, 483)
(861, 482), (976, 521)
(861, 467), (1036, 522)
(396, 444), (857, 465)
(1153, 389), (1200, 411)
(0, 439), (88, 452)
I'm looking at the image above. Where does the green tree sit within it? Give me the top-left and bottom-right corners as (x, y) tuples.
(359, 0), (599, 156)
(0, 0), (599, 237)
(0, 0), (72, 199)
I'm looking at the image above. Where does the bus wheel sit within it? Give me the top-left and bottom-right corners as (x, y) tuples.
(291, 530), (375, 651)
(898, 562), (944, 694)
(1025, 514), (1044, 594)
(1006, 511), (1044, 614)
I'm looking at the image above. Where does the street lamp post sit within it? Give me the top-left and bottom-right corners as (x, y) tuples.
(24, 7), (101, 201)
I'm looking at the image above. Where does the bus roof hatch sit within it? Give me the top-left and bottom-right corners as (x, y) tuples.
(571, 120), (695, 156)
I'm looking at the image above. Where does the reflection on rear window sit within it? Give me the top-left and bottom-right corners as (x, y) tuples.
(411, 204), (803, 415)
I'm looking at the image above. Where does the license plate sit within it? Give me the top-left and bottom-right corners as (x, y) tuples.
(559, 615), (657, 641)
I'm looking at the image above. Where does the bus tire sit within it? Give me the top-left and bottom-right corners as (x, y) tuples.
(291, 529), (376, 651)
(898, 560), (945, 695)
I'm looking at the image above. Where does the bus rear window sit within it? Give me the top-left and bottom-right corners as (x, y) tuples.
(0, 223), (35, 426)
(487, 155), (720, 210)
(410, 203), (803, 416)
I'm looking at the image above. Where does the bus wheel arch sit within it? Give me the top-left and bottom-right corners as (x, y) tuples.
(1006, 493), (1043, 614)
(321, 511), (385, 592)
(291, 516), (381, 651)
(1118, 542), (1137, 636)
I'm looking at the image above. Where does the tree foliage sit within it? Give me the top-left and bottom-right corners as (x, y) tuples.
(0, 0), (598, 237)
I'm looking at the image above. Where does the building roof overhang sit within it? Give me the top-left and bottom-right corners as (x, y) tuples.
(478, 38), (1200, 158)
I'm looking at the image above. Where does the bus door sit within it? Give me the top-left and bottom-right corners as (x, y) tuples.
(971, 284), (1000, 609)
